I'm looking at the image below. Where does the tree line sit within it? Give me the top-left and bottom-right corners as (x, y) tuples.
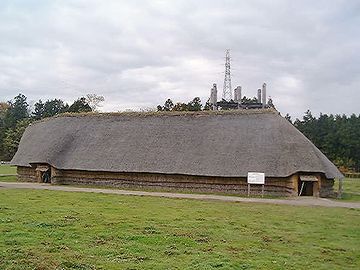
(0, 93), (104, 161)
(156, 95), (267, 111)
(157, 97), (206, 111)
(286, 111), (360, 172)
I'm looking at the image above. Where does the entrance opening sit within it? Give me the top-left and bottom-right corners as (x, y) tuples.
(42, 169), (51, 183)
(298, 181), (314, 196)
(35, 165), (51, 183)
(298, 175), (318, 196)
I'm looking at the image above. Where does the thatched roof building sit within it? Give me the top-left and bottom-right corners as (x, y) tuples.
(11, 109), (342, 197)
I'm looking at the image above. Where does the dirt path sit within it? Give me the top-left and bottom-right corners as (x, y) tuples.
(0, 181), (359, 209)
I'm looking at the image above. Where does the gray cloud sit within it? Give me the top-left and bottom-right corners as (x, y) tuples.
(0, 0), (359, 118)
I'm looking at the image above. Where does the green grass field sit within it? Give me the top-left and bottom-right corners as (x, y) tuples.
(334, 178), (360, 201)
(0, 164), (16, 175)
(0, 164), (17, 182)
(0, 189), (359, 270)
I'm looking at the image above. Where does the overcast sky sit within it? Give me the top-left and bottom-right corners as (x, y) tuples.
(0, 0), (359, 119)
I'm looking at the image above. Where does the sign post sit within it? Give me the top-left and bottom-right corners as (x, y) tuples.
(247, 172), (265, 197)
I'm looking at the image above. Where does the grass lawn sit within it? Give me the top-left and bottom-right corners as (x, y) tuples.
(0, 189), (359, 269)
(0, 175), (17, 182)
(334, 178), (360, 201)
(0, 164), (16, 175)
(0, 164), (17, 182)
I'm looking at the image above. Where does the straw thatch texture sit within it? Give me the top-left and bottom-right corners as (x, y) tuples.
(11, 110), (342, 179)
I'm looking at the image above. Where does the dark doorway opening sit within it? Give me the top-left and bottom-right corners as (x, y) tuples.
(298, 181), (314, 196)
(41, 168), (51, 183)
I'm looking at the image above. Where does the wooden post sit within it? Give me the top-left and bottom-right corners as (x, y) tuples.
(36, 170), (42, 183)
(247, 183), (250, 197)
(337, 178), (343, 199)
(299, 182), (305, 196)
(261, 184), (264, 198)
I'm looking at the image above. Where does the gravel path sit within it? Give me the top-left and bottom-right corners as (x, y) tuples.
(0, 181), (359, 209)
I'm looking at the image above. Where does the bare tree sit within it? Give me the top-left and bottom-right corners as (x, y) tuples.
(85, 94), (105, 112)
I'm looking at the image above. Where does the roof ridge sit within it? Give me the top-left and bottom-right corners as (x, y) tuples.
(33, 108), (279, 124)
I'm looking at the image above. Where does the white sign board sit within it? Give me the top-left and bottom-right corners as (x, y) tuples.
(247, 172), (265, 184)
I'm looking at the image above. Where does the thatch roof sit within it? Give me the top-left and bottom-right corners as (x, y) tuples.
(11, 109), (343, 179)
